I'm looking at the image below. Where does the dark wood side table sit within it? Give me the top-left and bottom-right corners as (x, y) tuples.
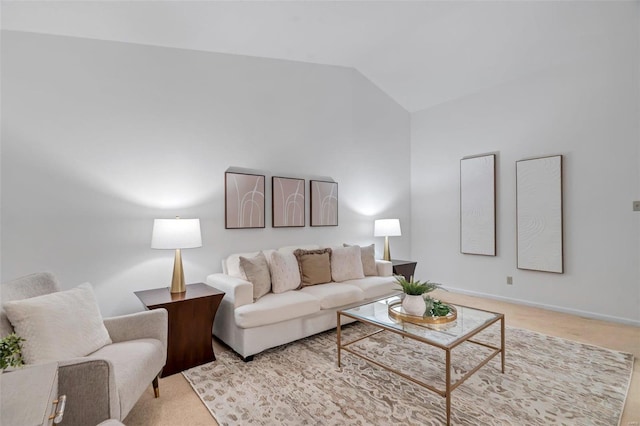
(391, 259), (418, 281)
(134, 283), (224, 377)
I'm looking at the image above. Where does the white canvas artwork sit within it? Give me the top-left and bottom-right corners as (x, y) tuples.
(272, 177), (305, 227)
(460, 154), (496, 256)
(310, 180), (338, 226)
(225, 172), (265, 229)
(516, 155), (563, 273)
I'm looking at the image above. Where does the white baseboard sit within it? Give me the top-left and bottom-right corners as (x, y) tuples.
(443, 286), (640, 327)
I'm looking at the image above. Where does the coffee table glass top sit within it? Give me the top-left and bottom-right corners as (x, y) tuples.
(340, 295), (502, 347)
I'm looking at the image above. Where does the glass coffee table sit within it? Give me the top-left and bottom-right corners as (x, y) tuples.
(337, 295), (505, 426)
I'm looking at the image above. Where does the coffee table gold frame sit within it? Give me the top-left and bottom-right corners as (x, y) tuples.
(337, 302), (505, 426)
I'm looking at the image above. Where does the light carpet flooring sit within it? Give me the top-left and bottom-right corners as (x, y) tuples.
(124, 290), (640, 426)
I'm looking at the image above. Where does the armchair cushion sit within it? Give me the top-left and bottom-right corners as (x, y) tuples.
(0, 272), (61, 337)
(3, 282), (112, 364)
(88, 338), (165, 418)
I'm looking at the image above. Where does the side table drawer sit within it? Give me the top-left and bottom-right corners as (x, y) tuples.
(47, 369), (66, 425)
(0, 363), (65, 426)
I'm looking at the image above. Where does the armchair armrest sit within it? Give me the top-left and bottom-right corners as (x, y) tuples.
(376, 260), (393, 277)
(206, 273), (253, 309)
(103, 309), (168, 352)
(58, 358), (119, 426)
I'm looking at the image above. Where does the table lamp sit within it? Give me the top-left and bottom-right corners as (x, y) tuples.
(151, 217), (202, 293)
(374, 219), (401, 261)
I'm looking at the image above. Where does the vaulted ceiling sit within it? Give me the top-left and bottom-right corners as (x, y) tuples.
(1, 1), (617, 112)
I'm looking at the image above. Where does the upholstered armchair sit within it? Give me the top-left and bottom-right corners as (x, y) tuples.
(0, 272), (168, 426)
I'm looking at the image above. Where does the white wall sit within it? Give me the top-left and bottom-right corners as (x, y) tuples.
(411, 3), (640, 324)
(1, 31), (411, 316)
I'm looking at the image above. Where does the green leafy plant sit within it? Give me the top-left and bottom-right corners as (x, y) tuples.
(0, 333), (25, 370)
(428, 300), (451, 317)
(395, 276), (440, 296)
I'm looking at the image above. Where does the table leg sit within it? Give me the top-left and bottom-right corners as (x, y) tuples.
(446, 349), (451, 425)
(337, 312), (342, 368)
(500, 316), (505, 373)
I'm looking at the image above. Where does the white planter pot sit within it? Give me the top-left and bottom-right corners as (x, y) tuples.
(402, 294), (426, 316)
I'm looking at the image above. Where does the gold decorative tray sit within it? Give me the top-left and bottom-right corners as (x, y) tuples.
(388, 300), (457, 325)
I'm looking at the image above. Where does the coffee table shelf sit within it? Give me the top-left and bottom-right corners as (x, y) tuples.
(337, 295), (505, 426)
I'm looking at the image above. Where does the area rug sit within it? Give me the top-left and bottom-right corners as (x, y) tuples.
(183, 323), (634, 425)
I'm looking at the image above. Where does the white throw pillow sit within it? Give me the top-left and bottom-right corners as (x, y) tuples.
(3, 283), (112, 364)
(269, 250), (301, 293)
(344, 243), (377, 276)
(331, 246), (365, 282)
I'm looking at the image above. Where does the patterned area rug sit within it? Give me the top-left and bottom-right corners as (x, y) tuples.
(184, 323), (633, 425)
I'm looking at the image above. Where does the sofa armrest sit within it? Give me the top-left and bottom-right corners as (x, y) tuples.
(58, 358), (119, 426)
(376, 260), (393, 277)
(103, 309), (168, 352)
(206, 273), (253, 309)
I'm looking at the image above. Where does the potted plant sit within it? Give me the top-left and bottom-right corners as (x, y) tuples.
(395, 276), (440, 316)
(0, 333), (25, 372)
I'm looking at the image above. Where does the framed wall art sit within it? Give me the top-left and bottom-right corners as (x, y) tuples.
(272, 176), (305, 227)
(516, 155), (563, 273)
(310, 180), (338, 226)
(460, 154), (496, 256)
(225, 172), (265, 229)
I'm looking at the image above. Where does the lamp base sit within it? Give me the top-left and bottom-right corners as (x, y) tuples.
(170, 249), (186, 293)
(383, 236), (391, 261)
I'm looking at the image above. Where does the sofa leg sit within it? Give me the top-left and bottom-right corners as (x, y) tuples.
(242, 355), (254, 362)
(152, 375), (160, 398)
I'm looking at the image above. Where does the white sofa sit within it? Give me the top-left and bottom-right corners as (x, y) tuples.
(206, 244), (398, 360)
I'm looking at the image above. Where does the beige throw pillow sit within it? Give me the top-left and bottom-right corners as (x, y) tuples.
(293, 248), (332, 287)
(3, 283), (113, 365)
(239, 252), (272, 301)
(344, 243), (377, 276)
(269, 251), (301, 293)
(331, 246), (365, 282)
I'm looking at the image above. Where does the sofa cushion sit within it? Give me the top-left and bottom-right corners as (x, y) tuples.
(239, 252), (271, 301)
(225, 249), (275, 279)
(342, 276), (399, 300)
(299, 283), (364, 309)
(234, 291), (321, 328)
(269, 251), (301, 294)
(88, 338), (165, 418)
(331, 246), (365, 282)
(344, 243), (377, 276)
(3, 283), (112, 364)
(294, 248), (332, 287)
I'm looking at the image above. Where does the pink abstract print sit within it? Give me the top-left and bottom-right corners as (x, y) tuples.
(225, 172), (265, 229)
(272, 177), (305, 227)
(310, 180), (338, 226)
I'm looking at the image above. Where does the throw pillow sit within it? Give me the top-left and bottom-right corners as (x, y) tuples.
(239, 252), (272, 301)
(331, 246), (365, 282)
(3, 283), (113, 365)
(269, 251), (301, 293)
(344, 243), (377, 276)
(293, 248), (332, 287)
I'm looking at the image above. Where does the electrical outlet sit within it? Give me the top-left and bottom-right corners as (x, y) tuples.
(634, 201), (640, 212)
(506, 276), (513, 285)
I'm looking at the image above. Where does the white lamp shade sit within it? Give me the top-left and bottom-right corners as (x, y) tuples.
(374, 219), (402, 237)
(151, 218), (202, 249)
